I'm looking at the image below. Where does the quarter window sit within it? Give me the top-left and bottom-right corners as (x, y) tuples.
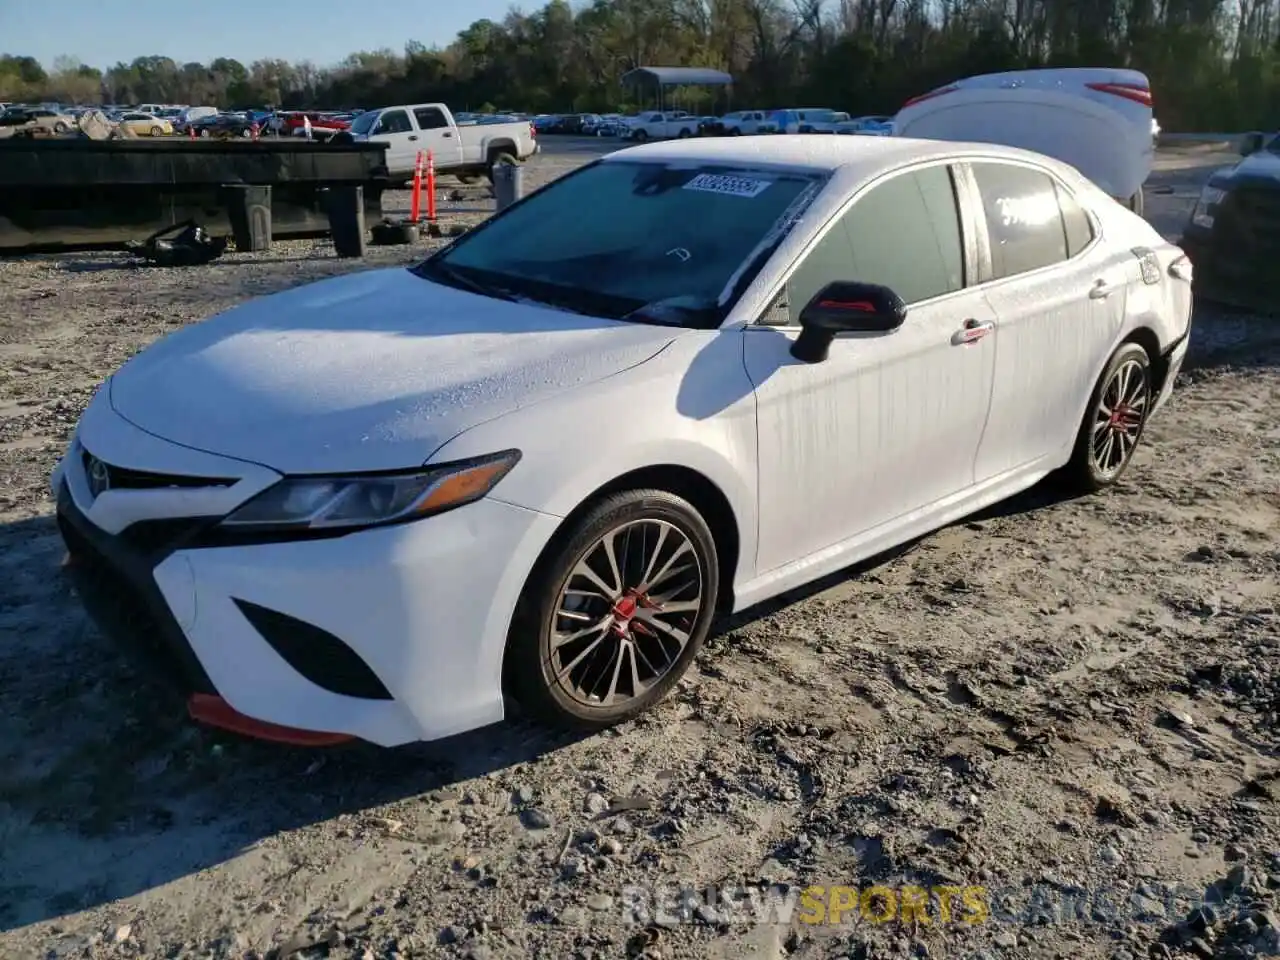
(971, 162), (1072, 279)
(781, 165), (965, 323)
(1056, 182), (1095, 258)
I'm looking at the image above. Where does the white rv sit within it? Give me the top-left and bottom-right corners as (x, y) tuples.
(892, 67), (1154, 216)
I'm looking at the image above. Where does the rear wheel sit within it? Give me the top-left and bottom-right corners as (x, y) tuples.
(505, 489), (719, 730)
(632, 129), (648, 142)
(1064, 342), (1152, 491)
(54, 122), (68, 134)
(149, 125), (163, 137)
(677, 128), (692, 138)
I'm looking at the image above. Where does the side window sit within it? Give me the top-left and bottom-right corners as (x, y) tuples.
(1055, 182), (1094, 258)
(971, 162), (1069, 279)
(778, 166), (964, 323)
(375, 109), (412, 135)
(414, 107), (448, 130)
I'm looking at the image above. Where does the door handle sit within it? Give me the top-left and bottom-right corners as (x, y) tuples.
(408, 134), (418, 141)
(953, 318), (994, 345)
(1089, 279), (1113, 299)
(442, 131), (453, 138)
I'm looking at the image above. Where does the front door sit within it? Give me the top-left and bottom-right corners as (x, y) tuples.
(964, 160), (1130, 481)
(369, 108), (418, 177)
(412, 105), (464, 167)
(745, 163), (997, 574)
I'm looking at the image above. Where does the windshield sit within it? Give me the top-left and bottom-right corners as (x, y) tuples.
(414, 160), (826, 327)
(349, 110), (378, 136)
(1266, 134), (1280, 155)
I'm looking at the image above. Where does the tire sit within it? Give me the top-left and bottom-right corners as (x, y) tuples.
(200, 129), (211, 138)
(150, 125), (163, 137)
(729, 128), (741, 136)
(677, 128), (692, 138)
(54, 122), (67, 134)
(485, 150), (517, 183)
(1128, 189), (1145, 218)
(505, 489), (720, 731)
(632, 129), (648, 142)
(240, 128), (253, 138)
(1064, 342), (1153, 492)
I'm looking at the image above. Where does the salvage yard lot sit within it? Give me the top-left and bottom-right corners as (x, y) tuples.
(0, 140), (1277, 960)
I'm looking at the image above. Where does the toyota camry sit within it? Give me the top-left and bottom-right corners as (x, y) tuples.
(53, 135), (1193, 746)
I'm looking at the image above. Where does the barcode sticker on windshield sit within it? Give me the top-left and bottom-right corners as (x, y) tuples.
(682, 173), (772, 198)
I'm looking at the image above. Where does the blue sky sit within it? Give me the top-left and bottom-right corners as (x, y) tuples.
(1, 0), (514, 70)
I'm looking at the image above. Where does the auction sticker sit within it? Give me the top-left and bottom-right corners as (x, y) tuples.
(682, 173), (773, 198)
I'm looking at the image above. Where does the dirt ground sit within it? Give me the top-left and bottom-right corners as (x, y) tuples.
(0, 140), (1276, 960)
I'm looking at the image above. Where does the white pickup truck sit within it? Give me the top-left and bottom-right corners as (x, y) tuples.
(346, 103), (539, 185)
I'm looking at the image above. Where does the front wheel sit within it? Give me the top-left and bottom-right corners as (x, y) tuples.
(505, 489), (719, 730)
(1064, 342), (1153, 491)
(54, 122), (68, 133)
(150, 125), (163, 137)
(631, 129), (648, 142)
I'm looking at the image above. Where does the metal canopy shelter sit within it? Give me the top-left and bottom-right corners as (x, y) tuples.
(620, 66), (734, 112)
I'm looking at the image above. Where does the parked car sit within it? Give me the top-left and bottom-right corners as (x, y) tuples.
(1177, 129), (1280, 311)
(173, 106), (218, 133)
(0, 106), (75, 135)
(190, 113), (257, 138)
(768, 108), (841, 134)
(796, 110), (852, 133)
(835, 115), (894, 136)
(283, 111), (351, 140)
(53, 127), (1192, 747)
(346, 102), (538, 184)
(707, 110), (777, 136)
(117, 111), (174, 136)
(627, 110), (698, 140)
(894, 66), (1154, 216)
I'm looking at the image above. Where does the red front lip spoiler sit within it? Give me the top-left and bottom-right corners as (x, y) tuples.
(188, 693), (356, 746)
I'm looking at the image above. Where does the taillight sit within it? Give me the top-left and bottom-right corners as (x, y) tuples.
(1168, 254), (1193, 282)
(1086, 82), (1153, 108)
(901, 84), (959, 109)
(529, 122), (536, 138)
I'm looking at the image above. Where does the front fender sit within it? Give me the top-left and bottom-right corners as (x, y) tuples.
(427, 333), (761, 590)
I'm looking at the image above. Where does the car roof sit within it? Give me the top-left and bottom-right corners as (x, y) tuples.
(601, 134), (1063, 180)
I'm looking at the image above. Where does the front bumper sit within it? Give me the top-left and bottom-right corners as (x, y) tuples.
(1180, 194), (1280, 314)
(54, 402), (560, 747)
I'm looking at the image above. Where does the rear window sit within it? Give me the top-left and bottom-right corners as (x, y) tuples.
(971, 162), (1069, 279)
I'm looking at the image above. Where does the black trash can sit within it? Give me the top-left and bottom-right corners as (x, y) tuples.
(327, 185), (367, 258)
(224, 184), (272, 252)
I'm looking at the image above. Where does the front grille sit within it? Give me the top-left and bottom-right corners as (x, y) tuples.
(58, 513), (212, 698)
(119, 517), (218, 555)
(80, 446), (235, 491)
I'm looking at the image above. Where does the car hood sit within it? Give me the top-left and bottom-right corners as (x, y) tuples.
(1217, 150), (1280, 186)
(109, 267), (679, 474)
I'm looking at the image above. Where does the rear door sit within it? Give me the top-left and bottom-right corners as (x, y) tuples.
(368, 108), (418, 176)
(963, 160), (1128, 481)
(412, 105), (463, 166)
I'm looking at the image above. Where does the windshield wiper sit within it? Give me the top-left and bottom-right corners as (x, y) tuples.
(419, 261), (517, 302)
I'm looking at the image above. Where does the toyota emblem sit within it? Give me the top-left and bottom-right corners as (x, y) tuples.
(86, 456), (111, 499)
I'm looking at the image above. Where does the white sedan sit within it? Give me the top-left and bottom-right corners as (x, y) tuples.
(53, 136), (1193, 747)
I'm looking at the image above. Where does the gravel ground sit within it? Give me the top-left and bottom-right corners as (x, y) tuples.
(0, 140), (1277, 960)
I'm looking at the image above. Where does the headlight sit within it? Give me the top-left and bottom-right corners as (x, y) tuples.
(1191, 185), (1226, 229)
(220, 450), (520, 532)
